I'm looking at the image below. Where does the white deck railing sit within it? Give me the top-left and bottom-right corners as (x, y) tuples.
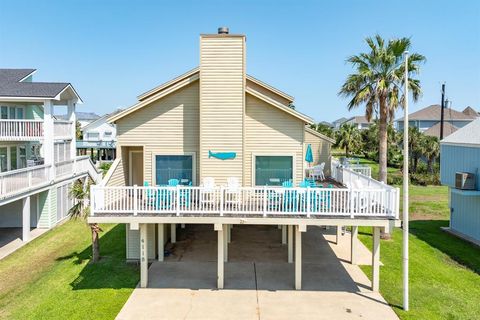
(349, 165), (372, 178)
(0, 156), (101, 199)
(0, 164), (51, 197)
(90, 184), (399, 219)
(53, 120), (72, 139)
(0, 119), (44, 140)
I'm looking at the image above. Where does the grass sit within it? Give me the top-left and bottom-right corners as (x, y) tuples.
(0, 221), (138, 320)
(358, 184), (480, 319)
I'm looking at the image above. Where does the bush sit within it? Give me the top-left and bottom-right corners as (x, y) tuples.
(99, 162), (112, 177)
(387, 174), (403, 186)
(410, 172), (441, 186)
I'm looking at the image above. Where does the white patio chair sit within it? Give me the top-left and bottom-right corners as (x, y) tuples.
(225, 177), (241, 207)
(200, 177), (216, 208)
(310, 162), (325, 181)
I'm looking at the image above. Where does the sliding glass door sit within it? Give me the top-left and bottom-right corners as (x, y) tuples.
(255, 156), (293, 186)
(155, 155), (193, 185)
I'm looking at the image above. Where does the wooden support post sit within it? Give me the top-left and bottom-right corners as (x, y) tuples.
(140, 224), (148, 288)
(295, 225), (304, 290)
(216, 224), (224, 289)
(282, 225), (287, 244)
(336, 225), (342, 244)
(351, 226), (358, 265)
(350, 226), (358, 264)
(223, 224), (228, 262)
(288, 225), (293, 263)
(227, 224), (231, 243)
(22, 196), (31, 242)
(171, 223), (176, 243)
(157, 224), (164, 262)
(372, 227), (380, 292)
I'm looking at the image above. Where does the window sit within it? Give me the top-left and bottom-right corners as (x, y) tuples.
(86, 132), (100, 140)
(255, 156), (293, 186)
(103, 131), (112, 140)
(1, 107), (8, 119)
(57, 183), (73, 222)
(54, 142), (70, 163)
(0, 147), (7, 172)
(10, 147), (17, 170)
(19, 146), (27, 168)
(0, 106), (25, 119)
(155, 155), (193, 185)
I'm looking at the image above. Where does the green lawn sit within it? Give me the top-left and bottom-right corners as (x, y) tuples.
(358, 185), (480, 320)
(0, 221), (138, 320)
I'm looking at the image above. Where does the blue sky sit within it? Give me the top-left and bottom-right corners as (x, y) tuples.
(1, 0), (479, 122)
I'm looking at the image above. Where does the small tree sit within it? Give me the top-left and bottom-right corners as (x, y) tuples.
(69, 179), (102, 263)
(76, 121), (83, 140)
(423, 136), (440, 173)
(336, 124), (362, 157)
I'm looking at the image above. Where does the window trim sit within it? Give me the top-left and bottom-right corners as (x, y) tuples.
(151, 152), (196, 186)
(251, 153), (296, 186)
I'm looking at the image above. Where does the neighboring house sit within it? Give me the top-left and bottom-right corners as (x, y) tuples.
(0, 69), (100, 258)
(77, 112), (118, 162)
(440, 118), (480, 245)
(396, 104), (477, 136)
(57, 111), (100, 129)
(88, 28), (399, 291)
(462, 106), (479, 118)
(332, 117), (347, 130)
(339, 116), (373, 130)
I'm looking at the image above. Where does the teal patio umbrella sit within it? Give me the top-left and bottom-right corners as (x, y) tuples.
(305, 144), (314, 164)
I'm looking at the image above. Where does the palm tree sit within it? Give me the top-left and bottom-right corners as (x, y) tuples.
(408, 126), (423, 173)
(423, 136), (440, 173)
(339, 35), (425, 183)
(336, 124), (362, 157)
(69, 179), (102, 263)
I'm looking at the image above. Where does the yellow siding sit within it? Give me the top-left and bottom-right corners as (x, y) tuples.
(245, 94), (305, 186)
(304, 129), (332, 176)
(105, 158), (127, 186)
(199, 35), (245, 185)
(116, 82), (200, 185)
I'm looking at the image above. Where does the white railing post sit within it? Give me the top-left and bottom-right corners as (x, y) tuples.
(133, 185), (138, 216)
(263, 186), (267, 217)
(350, 188), (355, 218)
(176, 185), (180, 216)
(306, 187), (311, 217)
(90, 185), (95, 216)
(220, 186), (224, 217)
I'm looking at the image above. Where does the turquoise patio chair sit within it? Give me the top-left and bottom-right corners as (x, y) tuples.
(168, 179), (180, 186)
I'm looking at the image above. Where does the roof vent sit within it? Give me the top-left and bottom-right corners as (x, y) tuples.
(218, 27), (229, 34)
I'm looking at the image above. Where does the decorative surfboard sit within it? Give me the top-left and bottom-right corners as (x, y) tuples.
(208, 151), (236, 160)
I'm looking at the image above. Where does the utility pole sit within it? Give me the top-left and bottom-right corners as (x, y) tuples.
(403, 51), (410, 311)
(440, 83), (446, 140)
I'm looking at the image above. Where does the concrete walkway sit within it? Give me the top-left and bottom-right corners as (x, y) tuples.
(117, 225), (398, 320)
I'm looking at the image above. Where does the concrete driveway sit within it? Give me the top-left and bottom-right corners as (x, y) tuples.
(116, 225), (398, 320)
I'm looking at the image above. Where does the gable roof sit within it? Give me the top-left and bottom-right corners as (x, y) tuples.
(441, 118), (480, 147)
(424, 122), (458, 138)
(0, 68), (82, 102)
(397, 104), (475, 122)
(58, 112), (100, 121)
(305, 127), (335, 144)
(110, 68), (312, 124)
(462, 106), (479, 117)
(83, 109), (122, 131)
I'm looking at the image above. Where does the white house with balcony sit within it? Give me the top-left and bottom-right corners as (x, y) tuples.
(0, 69), (101, 258)
(77, 112), (117, 162)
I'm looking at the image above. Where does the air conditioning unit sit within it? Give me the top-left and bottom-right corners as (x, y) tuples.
(455, 172), (476, 190)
